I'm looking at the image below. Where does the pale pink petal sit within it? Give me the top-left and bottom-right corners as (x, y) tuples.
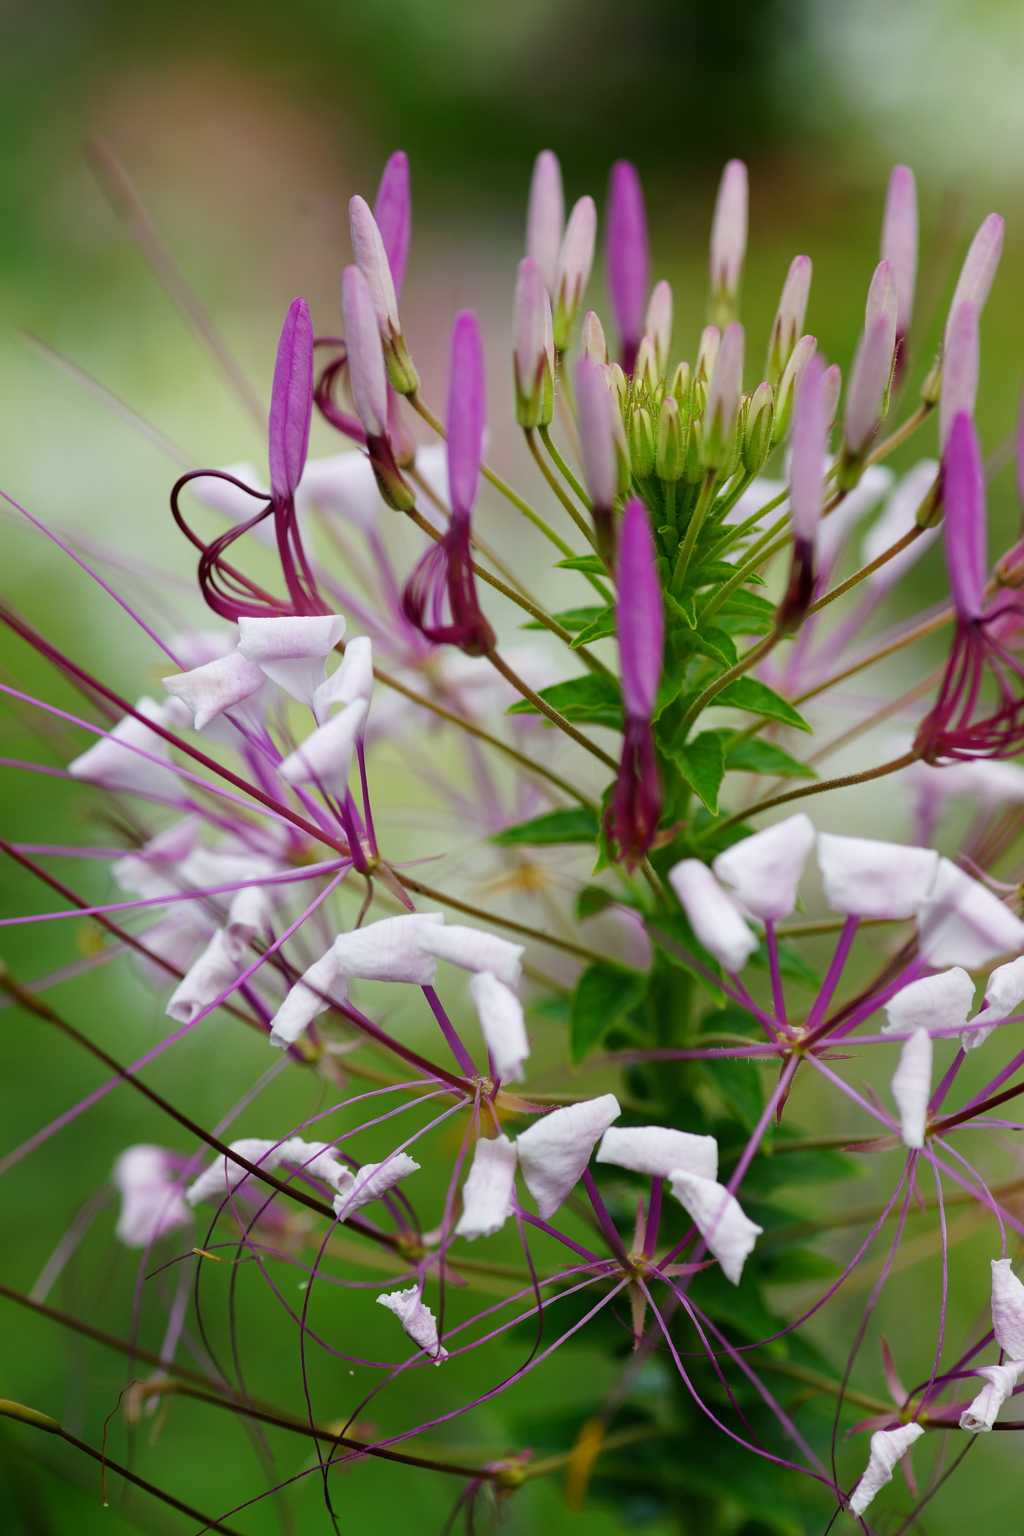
(333, 912), (443, 985)
(186, 1139), (283, 1206)
(417, 925), (523, 988)
(516, 1094), (621, 1220)
(165, 930), (239, 1025)
(112, 1146), (190, 1248)
(68, 697), (180, 799)
(816, 833), (938, 919)
(712, 813), (815, 922)
(668, 1170), (762, 1285)
(891, 1027), (932, 1148)
(336, 1153), (420, 1216)
(278, 700), (367, 795)
(269, 948), (346, 1050)
(848, 1424), (924, 1517)
(470, 971), (529, 1082)
(376, 1286), (447, 1362)
(597, 1126), (718, 1181)
(313, 637), (374, 723)
(454, 1134), (518, 1239)
(918, 857), (1024, 969)
(236, 615), (347, 709)
(992, 1258), (1024, 1361)
(162, 652), (266, 733)
(667, 860), (758, 973)
(882, 967), (974, 1034)
(960, 1360), (1024, 1432)
(224, 886), (272, 963)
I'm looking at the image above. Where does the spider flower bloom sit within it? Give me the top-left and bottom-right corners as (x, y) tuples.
(515, 1094), (620, 1219)
(915, 412), (1024, 764)
(112, 1146), (190, 1248)
(526, 149), (564, 296)
(341, 264), (415, 510)
(765, 254), (811, 387)
(780, 352), (827, 629)
(668, 860), (758, 973)
(840, 261), (897, 483)
(576, 353), (619, 561)
(960, 1361), (1024, 1432)
(402, 310), (496, 656)
(377, 1287), (448, 1363)
(454, 1134), (517, 1240)
(605, 160), (649, 374)
(373, 150), (411, 299)
(552, 195), (597, 351)
(848, 1424), (925, 1518)
(709, 159), (748, 328)
(349, 193), (418, 395)
(607, 499), (663, 867)
(513, 258), (554, 428)
(881, 165), (918, 351)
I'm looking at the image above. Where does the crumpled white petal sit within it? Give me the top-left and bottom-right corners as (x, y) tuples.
(186, 1139), (282, 1206)
(455, 1135), (518, 1239)
(279, 699), (367, 795)
(516, 1094), (621, 1220)
(991, 1258), (1024, 1360)
(470, 971), (529, 1082)
(597, 1125), (718, 1182)
(417, 925), (524, 988)
(960, 1360), (1024, 1432)
(891, 1027), (932, 1149)
(817, 833), (938, 919)
(312, 636), (374, 723)
(237, 615), (346, 710)
(133, 907), (210, 988)
(112, 1146), (190, 1248)
(165, 929), (240, 1025)
(333, 913), (443, 985)
(848, 1423), (924, 1517)
(162, 651), (266, 732)
(376, 1287), (448, 1362)
(711, 813), (816, 921)
(224, 885), (271, 963)
(882, 967), (974, 1035)
(668, 860), (758, 973)
(918, 857), (1024, 969)
(269, 949), (347, 1049)
(112, 816), (202, 899)
(334, 1153), (420, 1217)
(68, 696), (182, 799)
(668, 1170), (763, 1285)
(965, 954), (1024, 1051)
(277, 1137), (350, 1191)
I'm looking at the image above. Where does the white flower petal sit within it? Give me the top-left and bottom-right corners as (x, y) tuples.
(224, 885), (271, 963)
(817, 833), (938, 919)
(376, 1287), (448, 1362)
(960, 1360), (1024, 1432)
(992, 1258), (1024, 1361)
(279, 699), (367, 795)
(862, 460), (941, 597)
(882, 967), (974, 1034)
(470, 972), (529, 1082)
(312, 636), (374, 724)
(278, 1138), (350, 1191)
(334, 1153), (420, 1216)
(132, 908), (210, 987)
(162, 652), (266, 732)
(668, 860), (758, 973)
(516, 1094), (621, 1220)
(112, 816), (202, 899)
(597, 1126), (718, 1182)
(417, 925), (524, 988)
(165, 930), (239, 1025)
(966, 954), (1024, 1051)
(68, 697), (181, 799)
(332, 912), (443, 985)
(668, 1170), (762, 1285)
(269, 949), (347, 1049)
(891, 1027), (932, 1148)
(237, 615), (347, 708)
(455, 1135), (518, 1239)
(712, 813), (816, 922)
(918, 858), (1024, 969)
(112, 1146), (190, 1248)
(848, 1423), (924, 1517)
(186, 1139), (282, 1206)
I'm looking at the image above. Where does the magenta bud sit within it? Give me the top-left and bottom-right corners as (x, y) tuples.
(645, 280), (673, 377)
(617, 497), (664, 720)
(943, 411), (987, 622)
(576, 354), (618, 514)
(553, 196), (597, 351)
(946, 214), (1004, 344)
(789, 352), (826, 544)
(709, 159), (748, 326)
(341, 265), (388, 439)
(939, 302), (979, 449)
(766, 254), (811, 386)
(513, 257), (554, 429)
(605, 160), (650, 371)
(268, 297), (314, 502)
(881, 165), (918, 343)
(446, 310), (485, 520)
(373, 151), (411, 300)
(527, 150), (564, 296)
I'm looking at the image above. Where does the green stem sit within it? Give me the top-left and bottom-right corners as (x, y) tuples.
(866, 400), (934, 467)
(539, 424), (591, 508)
(671, 470), (717, 591)
(485, 646), (619, 770)
(699, 527), (790, 627)
(701, 749), (921, 839)
(704, 487), (790, 566)
(676, 627), (783, 739)
(525, 428), (597, 546)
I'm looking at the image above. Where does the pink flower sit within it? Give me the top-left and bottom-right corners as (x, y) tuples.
(112, 1146), (190, 1248)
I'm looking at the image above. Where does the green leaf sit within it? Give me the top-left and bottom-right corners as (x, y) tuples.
(527, 993), (570, 1023)
(555, 554), (609, 575)
(520, 605), (604, 632)
(665, 589), (697, 628)
(709, 588), (776, 636)
(689, 626), (738, 668)
(576, 884), (616, 919)
(507, 673), (622, 729)
(703, 1056), (764, 1132)
(570, 962), (649, 1065)
(490, 807), (599, 846)
(724, 737), (816, 779)
(664, 731), (725, 814)
(571, 607), (616, 647)
(711, 676), (812, 733)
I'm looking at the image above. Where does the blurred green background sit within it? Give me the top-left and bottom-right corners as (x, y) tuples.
(3, 0), (1024, 1531)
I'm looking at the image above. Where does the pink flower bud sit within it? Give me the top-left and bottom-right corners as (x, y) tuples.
(789, 351), (827, 544)
(553, 196), (597, 351)
(881, 165), (918, 341)
(526, 149), (564, 295)
(446, 310), (485, 519)
(766, 254), (811, 385)
(349, 194), (401, 334)
(605, 161), (650, 371)
(709, 159), (748, 315)
(341, 264), (389, 439)
(373, 151), (411, 299)
(939, 302), (979, 448)
(821, 362), (842, 433)
(946, 213), (1004, 343)
(843, 306), (896, 457)
(268, 298), (314, 501)
(580, 309), (608, 364)
(513, 257), (554, 429)
(616, 498), (663, 720)
(942, 410), (987, 622)
(702, 321), (744, 467)
(576, 354), (618, 512)
(644, 280), (673, 376)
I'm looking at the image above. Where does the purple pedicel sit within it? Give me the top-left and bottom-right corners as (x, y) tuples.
(374, 151), (411, 299)
(605, 160), (650, 374)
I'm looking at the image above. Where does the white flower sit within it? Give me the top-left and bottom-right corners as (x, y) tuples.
(277, 1138), (350, 1192)
(376, 1287), (448, 1363)
(237, 615), (347, 715)
(711, 813), (816, 922)
(918, 858), (1024, 969)
(162, 651), (266, 733)
(470, 972), (529, 1082)
(269, 949), (347, 1050)
(186, 1139), (283, 1205)
(165, 930), (240, 1025)
(516, 1095), (621, 1220)
(991, 1258), (1024, 1361)
(454, 1135), (518, 1239)
(278, 699), (367, 796)
(333, 1153), (420, 1216)
(68, 696), (182, 799)
(417, 925), (524, 988)
(333, 913), (444, 985)
(817, 833), (938, 919)
(891, 1028), (932, 1149)
(667, 860), (758, 973)
(960, 1360), (1024, 1432)
(964, 955), (1024, 1052)
(596, 1126), (718, 1182)
(312, 636), (374, 722)
(111, 1146), (190, 1248)
(882, 968), (974, 1035)
(224, 886), (272, 963)
(668, 1170), (762, 1285)
(848, 1423), (924, 1517)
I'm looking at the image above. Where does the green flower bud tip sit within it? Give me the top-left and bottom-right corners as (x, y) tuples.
(628, 405), (656, 478)
(743, 381), (774, 474)
(683, 417), (705, 483)
(634, 336), (659, 394)
(670, 360), (692, 415)
(695, 324), (720, 384)
(656, 395), (686, 481)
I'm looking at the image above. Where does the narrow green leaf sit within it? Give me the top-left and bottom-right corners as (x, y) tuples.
(712, 676), (812, 733)
(724, 738), (817, 779)
(689, 627), (738, 668)
(665, 731), (726, 814)
(570, 962), (649, 1065)
(555, 554), (609, 575)
(507, 673), (622, 729)
(665, 590), (697, 628)
(528, 993), (571, 1023)
(520, 606), (605, 633)
(571, 608), (616, 647)
(490, 807), (599, 846)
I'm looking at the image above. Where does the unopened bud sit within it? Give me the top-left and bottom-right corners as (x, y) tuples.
(608, 363), (628, 411)
(742, 382), (774, 474)
(634, 336), (659, 394)
(920, 354), (943, 405)
(553, 196), (597, 351)
(691, 378), (707, 422)
(771, 334), (816, 448)
(766, 255), (812, 387)
(914, 473), (943, 529)
(695, 325), (720, 384)
(645, 280), (673, 376)
(349, 196), (419, 395)
(526, 150), (564, 296)
(701, 322), (744, 470)
(670, 361), (692, 417)
(598, 365), (632, 494)
(945, 214), (1004, 345)
(581, 310), (608, 364)
(881, 165), (918, 345)
(683, 419), (704, 484)
(709, 159), (748, 328)
(513, 258), (555, 429)
(628, 406), (656, 479)
(656, 396), (686, 480)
